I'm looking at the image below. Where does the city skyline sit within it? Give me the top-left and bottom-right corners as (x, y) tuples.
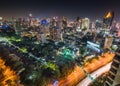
(0, 0), (120, 20)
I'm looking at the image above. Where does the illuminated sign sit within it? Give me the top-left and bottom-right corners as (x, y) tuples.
(41, 19), (48, 25)
(2, 25), (9, 30)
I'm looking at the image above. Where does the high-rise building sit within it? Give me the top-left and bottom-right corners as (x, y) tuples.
(0, 17), (3, 26)
(118, 30), (120, 37)
(104, 36), (113, 49)
(49, 19), (56, 40)
(90, 22), (95, 29)
(0, 17), (3, 21)
(29, 13), (33, 26)
(104, 43), (120, 86)
(95, 19), (102, 30)
(75, 17), (82, 31)
(81, 18), (90, 30)
(103, 11), (114, 28)
(62, 16), (67, 30)
(104, 55), (120, 86)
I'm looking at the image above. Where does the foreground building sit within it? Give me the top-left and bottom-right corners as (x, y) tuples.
(104, 54), (120, 86)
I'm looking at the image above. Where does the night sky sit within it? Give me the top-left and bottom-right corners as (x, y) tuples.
(0, 0), (120, 20)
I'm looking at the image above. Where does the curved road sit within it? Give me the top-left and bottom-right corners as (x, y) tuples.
(77, 62), (112, 86)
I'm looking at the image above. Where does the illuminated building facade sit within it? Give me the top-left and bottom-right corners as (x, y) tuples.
(29, 13), (33, 26)
(76, 17), (82, 31)
(62, 16), (67, 30)
(95, 20), (102, 30)
(90, 22), (95, 29)
(49, 18), (61, 41)
(0, 17), (3, 26)
(81, 18), (90, 30)
(104, 36), (113, 49)
(49, 19), (56, 40)
(103, 11), (114, 28)
(0, 17), (3, 21)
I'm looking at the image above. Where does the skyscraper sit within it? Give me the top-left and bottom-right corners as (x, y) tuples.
(104, 43), (120, 86)
(81, 18), (90, 30)
(104, 56), (120, 86)
(29, 13), (33, 26)
(103, 11), (114, 29)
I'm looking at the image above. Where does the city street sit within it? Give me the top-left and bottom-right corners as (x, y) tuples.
(77, 62), (112, 86)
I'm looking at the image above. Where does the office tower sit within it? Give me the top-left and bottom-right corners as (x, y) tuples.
(103, 11), (114, 28)
(81, 18), (90, 30)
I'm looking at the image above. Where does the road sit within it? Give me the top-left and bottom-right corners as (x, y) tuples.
(77, 62), (112, 86)
(48, 53), (114, 86)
